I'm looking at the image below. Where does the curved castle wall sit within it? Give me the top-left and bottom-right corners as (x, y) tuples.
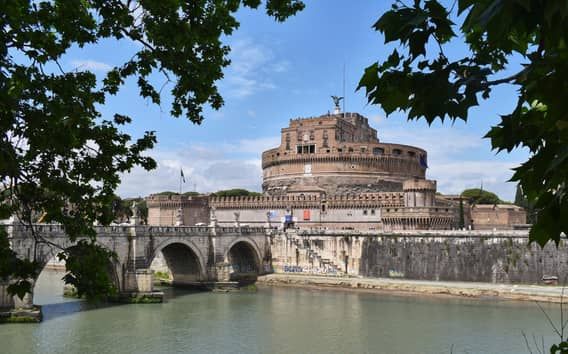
(261, 113), (427, 196)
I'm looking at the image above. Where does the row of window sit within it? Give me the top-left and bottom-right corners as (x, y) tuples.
(294, 144), (419, 157)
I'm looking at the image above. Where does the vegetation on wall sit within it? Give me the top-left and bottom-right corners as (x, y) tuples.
(211, 189), (263, 197)
(461, 188), (503, 205)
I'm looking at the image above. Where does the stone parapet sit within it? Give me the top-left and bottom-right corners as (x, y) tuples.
(403, 179), (436, 192)
(381, 206), (457, 230)
(294, 229), (530, 238)
(209, 192), (405, 210)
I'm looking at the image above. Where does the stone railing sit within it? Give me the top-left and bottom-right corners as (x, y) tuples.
(261, 150), (425, 171)
(295, 229), (531, 238)
(209, 192), (406, 209)
(2, 223), (270, 239)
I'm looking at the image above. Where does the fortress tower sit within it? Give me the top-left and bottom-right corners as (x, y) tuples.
(261, 112), (428, 196)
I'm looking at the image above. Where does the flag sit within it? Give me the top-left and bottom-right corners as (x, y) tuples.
(180, 169), (186, 183)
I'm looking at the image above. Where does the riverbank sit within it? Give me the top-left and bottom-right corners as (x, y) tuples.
(258, 273), (566, 303)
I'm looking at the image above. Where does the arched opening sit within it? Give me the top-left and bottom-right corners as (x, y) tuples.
(227, 241), (260, 283)
(34, 255), (73, 305)
(35, 244), (119, 299)
(152, 243), (203, 287)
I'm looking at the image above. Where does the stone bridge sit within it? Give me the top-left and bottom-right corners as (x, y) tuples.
(1, 220), (273, 312)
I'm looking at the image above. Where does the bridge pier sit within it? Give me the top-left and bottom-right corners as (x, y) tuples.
(0, 280), (42, 323)
(1, 221), (272, 321)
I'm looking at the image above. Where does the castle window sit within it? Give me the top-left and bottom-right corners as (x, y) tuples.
(371, 209), (376, 215)
(297, 144), (316, 154)
(408, 151), (416, 157)
(276, 153), (280, 156)
(337, 148), (342, 153)
(361, 147), (367, 153)
(363, 210), (368, 215)
(392, 149), (402, 155)
(373, 147), (384, 155)
(348, 147), (354, 152)
(326, 149), (330, 153)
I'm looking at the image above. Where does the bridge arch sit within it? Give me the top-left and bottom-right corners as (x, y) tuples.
(151, 239), (207, 285)
(224, 237), (263, 282)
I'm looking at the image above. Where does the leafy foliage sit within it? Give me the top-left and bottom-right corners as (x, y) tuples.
(57, 240), (118, 302)
(153, 191), (200, 197)
(458, 198), (465, 229)
(514, 183), (536, 224)
(211, 189), (262, 197)
(461, 188), (502, 205)
(0, 0), (303, 300)
(359, 0), (568, 246)
(0, 228), (39, 299)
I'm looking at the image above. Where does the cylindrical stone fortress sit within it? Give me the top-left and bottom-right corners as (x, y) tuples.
(261, 112), (428, 195)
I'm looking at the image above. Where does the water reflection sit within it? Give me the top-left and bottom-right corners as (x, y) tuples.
(0, 270), (561, 354)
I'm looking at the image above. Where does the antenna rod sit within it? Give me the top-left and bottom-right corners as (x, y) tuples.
(343, 62), (346, 118)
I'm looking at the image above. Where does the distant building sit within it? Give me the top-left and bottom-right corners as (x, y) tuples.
(146, 195), (209, 226)
(470, 204), (527, 230)
(146, 110), (525, 231)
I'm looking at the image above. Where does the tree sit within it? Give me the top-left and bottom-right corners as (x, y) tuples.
(358, 0), (568, 247)
(461, 188), (502, 205)
(0, 0), (304, 300)
(458, 197), (465, 229)
(514, 183), (536, 224)
(211, 189), (262, 197)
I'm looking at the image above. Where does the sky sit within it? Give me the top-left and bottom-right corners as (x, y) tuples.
(62, 1), (528, 201)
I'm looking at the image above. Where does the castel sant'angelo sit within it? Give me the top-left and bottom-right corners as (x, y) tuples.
(148, 101), (478, 231)
(147, 101), (526, 230)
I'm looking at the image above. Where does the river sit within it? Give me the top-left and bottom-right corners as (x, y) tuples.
(0, 270), (562, 353)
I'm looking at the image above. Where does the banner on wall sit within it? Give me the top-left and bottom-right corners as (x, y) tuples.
(303, 209), (311, 221)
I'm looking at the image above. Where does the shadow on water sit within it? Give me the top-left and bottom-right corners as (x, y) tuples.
(38, 285), (209, 323)
(35, 270), (208, 323)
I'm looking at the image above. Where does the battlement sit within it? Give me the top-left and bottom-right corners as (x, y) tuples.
(403, 179), (436, 191)
(209, 192), (405, 209)
(146, 194), (209, 209)
(261, 146), (426, 170)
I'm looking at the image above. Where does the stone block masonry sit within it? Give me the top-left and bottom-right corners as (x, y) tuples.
(271, 230), (568, 285)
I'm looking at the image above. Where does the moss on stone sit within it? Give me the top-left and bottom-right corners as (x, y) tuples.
(110, 292), (164, 304)
(240, 284), (258, 292)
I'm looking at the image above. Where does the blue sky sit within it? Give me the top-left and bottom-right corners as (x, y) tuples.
(63, 1), (528, 201)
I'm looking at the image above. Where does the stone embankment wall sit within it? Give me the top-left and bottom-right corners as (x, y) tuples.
(0, 283), (13, 309)
(271, 230), (567, 284)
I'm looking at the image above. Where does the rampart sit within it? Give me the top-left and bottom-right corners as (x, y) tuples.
(261, 112), (427, 195)
(209, 192), (405, 210)
(272, 230), (567, 284)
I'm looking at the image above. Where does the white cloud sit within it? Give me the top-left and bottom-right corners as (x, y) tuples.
(370, 114), (384, 125)
(70, 59), (112, 73)
(221, 38), (287, 98)
(270, 60), (290, 73)
(224, 136), (280, 154)
(117, 125), (522, 201)
(379, 126), (522, 201)
(116, 136), (279, 197)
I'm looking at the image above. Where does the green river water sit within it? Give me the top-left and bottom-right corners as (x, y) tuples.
(0, 271), (562, 354)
